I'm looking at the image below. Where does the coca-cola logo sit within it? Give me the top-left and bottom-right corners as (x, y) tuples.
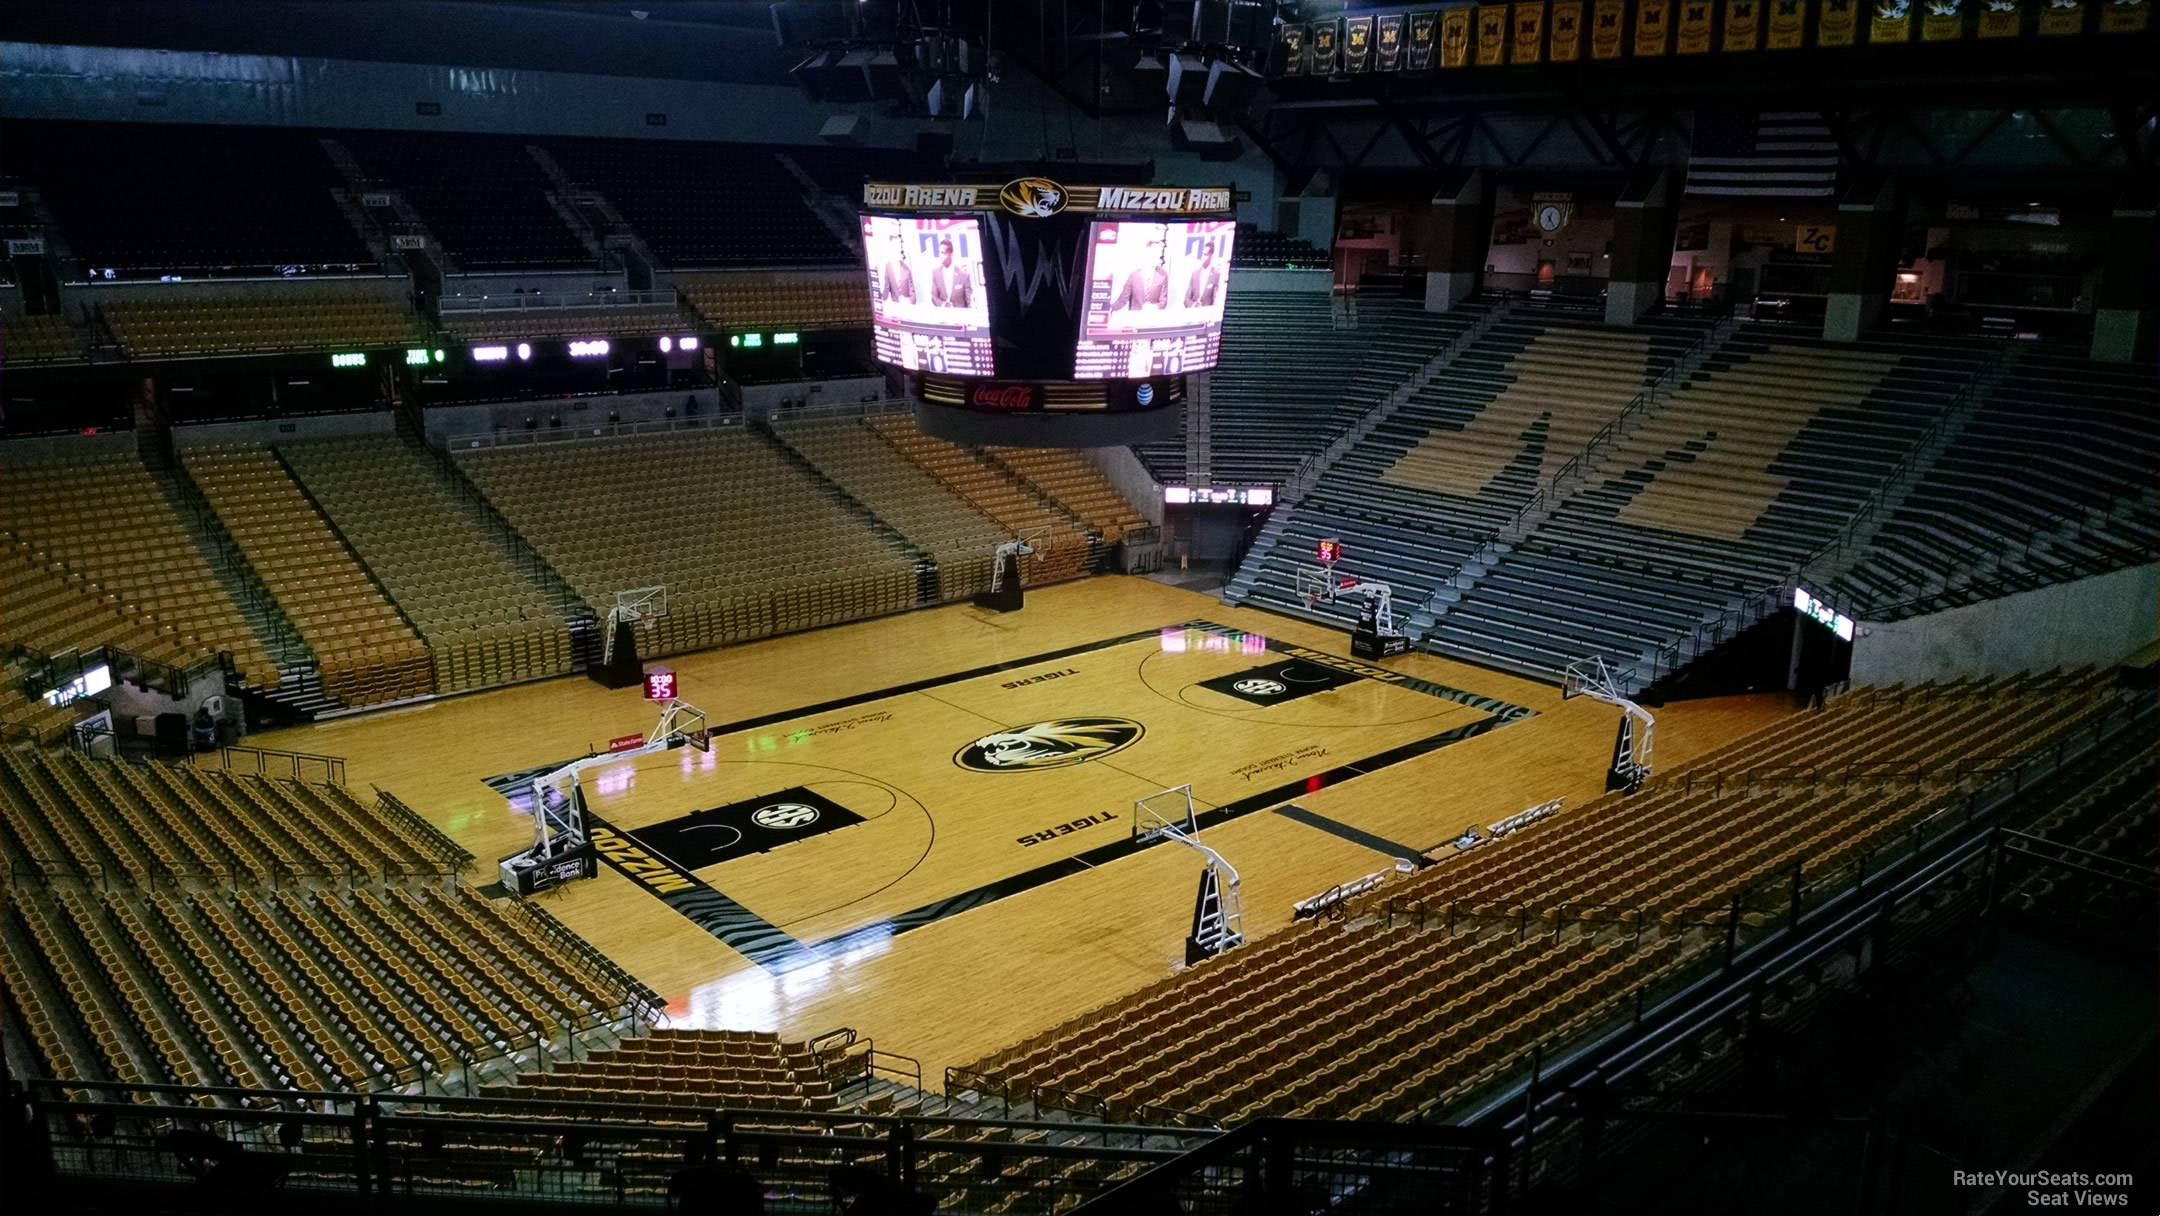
(971, 384), (1036, 409)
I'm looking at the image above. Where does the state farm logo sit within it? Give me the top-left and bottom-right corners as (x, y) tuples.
(971, 384), (1036, 409)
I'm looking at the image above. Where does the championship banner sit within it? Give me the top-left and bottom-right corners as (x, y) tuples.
(1312, 19), (1339, 73)
(1478, 5), (1510, 63)
(1442, 7), (1474, 65)
(1279, 23), (1307, 75)
(1870, 0), (1914, 39)
(1768, 0), (1809, 45)
(1410, 11), (1441, 66)
(1922, 0), (1967, 36)
(2038, 0), (2085, 30)
(1514, 2), (1548, 61)
(1978, 0), (2023, 35)
(2100, 0), (2150, 30)
(1725, 0), (1763, 48)
(1593, 0), (1630, 55)
(863, 181), (1235, 217)
(1377, 13), (1407, 68)
(1550, 0), (1587, 57)
(1344, 15), (1375, 70)
(1678, 0), (1716, 50)
(1636, 0), (1674, 53)
(1819, 0), (1859, 43)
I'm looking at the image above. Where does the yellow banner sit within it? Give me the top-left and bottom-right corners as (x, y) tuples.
(1678, 0), (1716, 49)
(1871, 0), (1913, 39)
(1478, 5), (1510, 62)
(1766, 0), (1809, 43)
(1819, 0), (1859, 43)
(1593, 0), (1630, 54)
(1442, 7), (1474, 65)
(1550, 1), (1588, 58)
(1923, 0), (1966, 37)
(1725, 0), (1764, 47)
(2038, 0), (2085, 31)
(2100, 0), (2150, 31)
(1636, 0), (1673, 52)
(1978, 0), (2022, 35)
(1514, 2), (1548, 60)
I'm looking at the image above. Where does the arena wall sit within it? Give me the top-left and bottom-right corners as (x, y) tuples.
(1850, 563), (2159, 686)
(172, 411), (394, 448)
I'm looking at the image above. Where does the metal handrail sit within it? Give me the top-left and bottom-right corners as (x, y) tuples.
(443, 412), (743, 450)
(437, 287), (681, 315)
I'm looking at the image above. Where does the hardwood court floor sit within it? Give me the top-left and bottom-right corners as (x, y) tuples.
(254, 577), (1793, 1079)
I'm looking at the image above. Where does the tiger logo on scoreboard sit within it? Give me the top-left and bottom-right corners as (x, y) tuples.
(955, 717), (1144, 772)
(999, 177), (1068, 219)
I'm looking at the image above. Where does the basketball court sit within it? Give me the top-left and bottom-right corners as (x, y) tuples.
(253, 578), (1791, 1076)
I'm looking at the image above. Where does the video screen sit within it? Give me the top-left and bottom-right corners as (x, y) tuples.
(1073, 220), (1235, 380)
(862, 215), (995, 377)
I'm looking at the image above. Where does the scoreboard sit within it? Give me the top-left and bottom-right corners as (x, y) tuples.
(859, 177), (1235, 434)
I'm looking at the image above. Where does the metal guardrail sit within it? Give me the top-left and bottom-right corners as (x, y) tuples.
(13, 1078), (1216, 1212)
(436, 288), (681, 315)
(444, 412), (742, 450)
(193, 742), (347, 784)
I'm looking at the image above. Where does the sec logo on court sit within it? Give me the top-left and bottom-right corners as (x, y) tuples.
(1232, 678), (1287, 696)
(750, 803), (821, 830)
(955, 717), (1145, 772)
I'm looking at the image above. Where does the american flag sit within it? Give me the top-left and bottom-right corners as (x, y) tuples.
(1686, 111), (1840, 198)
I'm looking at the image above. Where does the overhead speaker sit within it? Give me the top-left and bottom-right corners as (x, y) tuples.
(1174, 118), (1243, 161)
(770, 0), (848, 45)
(820, 115), (864, 144)
(1204, 60), (1261, 111)
(863, 48), (909, 101)
(1167, 52), (1209, 103)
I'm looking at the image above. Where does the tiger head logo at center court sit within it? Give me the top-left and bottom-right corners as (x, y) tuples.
(955, 717), (1144, 772)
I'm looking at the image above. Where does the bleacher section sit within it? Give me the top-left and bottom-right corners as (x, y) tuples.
(676, 271), (870, 332)
(1134, 288), (1376, 486)
(485, 1029), (838, 1111)
(0, 537), (206, 679)
(181, 445), (434, 706)
(455, 427), (917, 659)
(5, 120), (369, 276)
(865, 413), (1097, 585)
(1431, 326), (1989, 676)
(0, 452), (279, 687)
(546, 139), (848, 268)
(984, 447), (1151, 544)
(102, 281), (426, 360)
(1830, 342), (2160, 614)
(0, 743), (642, 1097)
(340, 131), (592, 271)
(1239, 303), (1705, 632)
(0, 309), (86, 364)
(772, 414), (1003, 601)
(277, 436), (573, 693)
(1231, 224), (1329, 269)
(958, 669), (2131, 1123)
(0, 657), (92, 745)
